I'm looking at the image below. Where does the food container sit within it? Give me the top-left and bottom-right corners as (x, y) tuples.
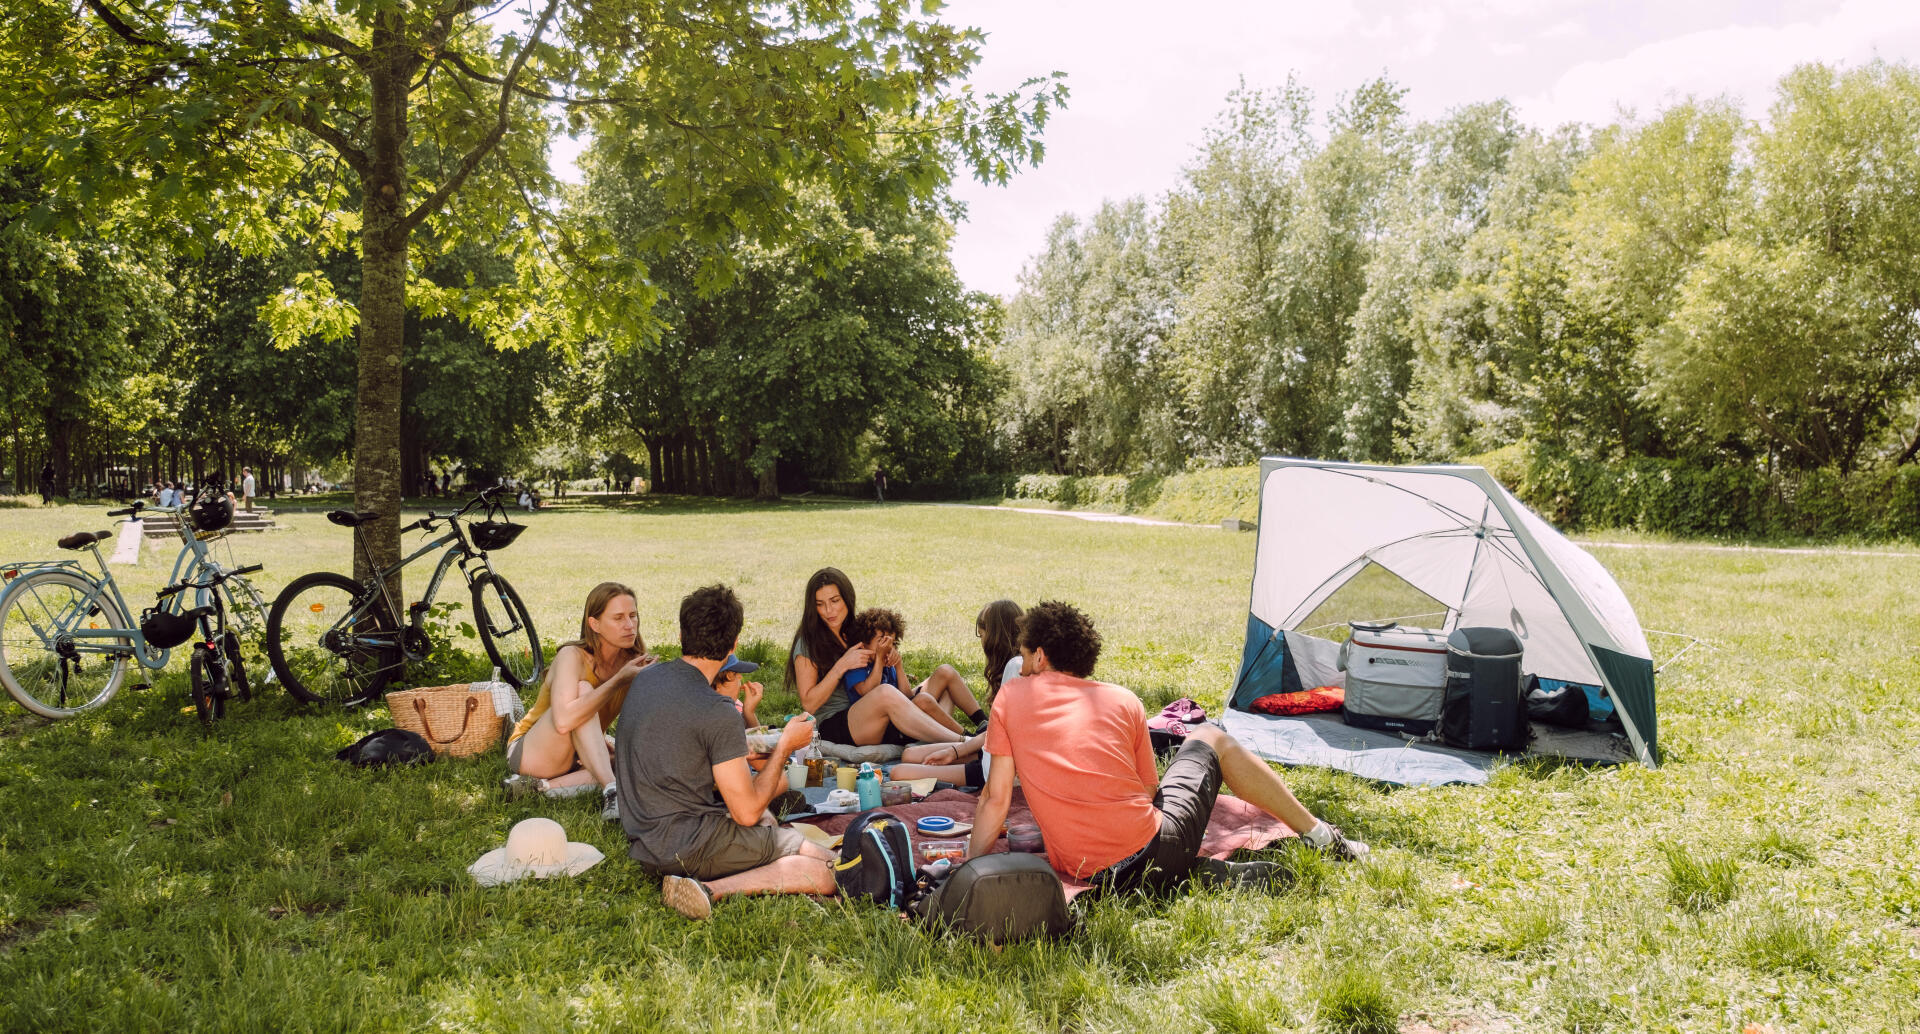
(744, 726), (782, 754)
(880, 781), (912, 806)
(1006, 823), (1045, 853)
(918, 839), (967, 864)
(835, 766), (859, 791)
(915, 815), (956, 835)
(804, 756), (833, 787)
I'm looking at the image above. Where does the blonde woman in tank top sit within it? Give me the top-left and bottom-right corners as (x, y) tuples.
(503, 582), (656, 820)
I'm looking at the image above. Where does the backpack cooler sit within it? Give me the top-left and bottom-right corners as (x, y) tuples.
(1338, 622), (1449, 736)
(1438, 626), (1528, 751)
(910, 852), (1072, 943)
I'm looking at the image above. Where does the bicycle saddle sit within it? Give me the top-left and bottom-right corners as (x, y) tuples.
(326, 510), (381, 528)
(57, 530), (113, 550)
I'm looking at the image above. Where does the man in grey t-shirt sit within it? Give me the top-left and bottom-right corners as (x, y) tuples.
(615, 584), (834, 920)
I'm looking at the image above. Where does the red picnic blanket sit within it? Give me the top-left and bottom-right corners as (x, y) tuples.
(792, 787), (1296, 897)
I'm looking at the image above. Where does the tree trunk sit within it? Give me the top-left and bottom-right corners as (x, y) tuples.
(755, 453), (779, 501)
(353, 27), (411, 599)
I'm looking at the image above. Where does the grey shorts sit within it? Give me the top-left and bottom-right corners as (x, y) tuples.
(635, 814), (809, 881)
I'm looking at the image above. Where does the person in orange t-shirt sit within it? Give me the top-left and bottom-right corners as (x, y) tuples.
(972, 601), (1369, 891)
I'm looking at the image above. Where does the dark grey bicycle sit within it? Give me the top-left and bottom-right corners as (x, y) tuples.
(263, 486), (542, 706)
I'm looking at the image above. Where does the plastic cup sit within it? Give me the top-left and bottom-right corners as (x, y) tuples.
(786, 761), (807, 791)
(836, 766), (859, 791)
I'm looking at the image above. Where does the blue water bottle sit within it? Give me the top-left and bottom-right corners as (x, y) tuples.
(856, 762), (881, 811)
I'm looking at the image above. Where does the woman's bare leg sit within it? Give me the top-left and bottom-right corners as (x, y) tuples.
(847, 685), (963, 745)
(901, 732), (984, 766)
(915, 665), (983, 730)
(509, 710), (612, 789)
(887, 762), (971, 782)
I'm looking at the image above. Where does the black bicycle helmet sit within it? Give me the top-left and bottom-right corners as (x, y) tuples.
(140, 609), (199, 650)
(190, 486), (233, 533)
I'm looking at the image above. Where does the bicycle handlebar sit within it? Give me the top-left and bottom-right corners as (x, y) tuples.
(107, 502), (145, 517)
(157, 562), (261, 598)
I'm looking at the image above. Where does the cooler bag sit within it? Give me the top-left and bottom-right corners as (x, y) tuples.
(1338, 622), (1449, 736)
(910, 852), (1072, 943)
(1439, 626), (1528, 751)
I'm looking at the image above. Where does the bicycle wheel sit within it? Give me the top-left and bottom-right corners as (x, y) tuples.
(266, 572), (402, 706)
(0, 570), (131, 719)
(473, 574), (542, 688)
(188, 644), (223, 725)
(222, 630), (251, 703)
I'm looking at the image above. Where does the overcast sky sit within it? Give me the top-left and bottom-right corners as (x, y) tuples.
(931, 0), (1920, 297)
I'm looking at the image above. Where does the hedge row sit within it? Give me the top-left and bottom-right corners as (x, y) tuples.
(1010, 469), (1260, 525)
(1503, 449), (1920, 539)
(812, 473), (1018, 502)
(1008, 451), (1920, 540)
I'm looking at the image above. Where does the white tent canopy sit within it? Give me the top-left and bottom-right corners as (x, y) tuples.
(1235, 458), (1659, 766)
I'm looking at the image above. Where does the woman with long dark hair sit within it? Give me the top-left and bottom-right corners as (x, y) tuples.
(503, 582), (655, 819)
(787, 567), (964, 748)
(977, 598), (1024, 697)
(891, 600), (1024, 784)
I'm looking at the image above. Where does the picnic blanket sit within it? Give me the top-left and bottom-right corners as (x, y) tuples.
(792, 787), (1296, 897)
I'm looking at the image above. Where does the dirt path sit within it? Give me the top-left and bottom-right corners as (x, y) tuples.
(958, 503), (1920, 557)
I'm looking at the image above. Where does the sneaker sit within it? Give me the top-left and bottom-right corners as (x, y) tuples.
(661, 875), (714, 920)
(500, 773), (544, 800)
(1192, 857), (1284, 890)
(1315, 824), (1370, 862)
(601, 785), (620, 823)
(540, 781), (598, 800)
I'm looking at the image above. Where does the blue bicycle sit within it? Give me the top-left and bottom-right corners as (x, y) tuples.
(0, 489), (268, 720)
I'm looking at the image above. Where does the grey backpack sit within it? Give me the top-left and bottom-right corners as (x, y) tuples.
(910, 852), (1073, 943)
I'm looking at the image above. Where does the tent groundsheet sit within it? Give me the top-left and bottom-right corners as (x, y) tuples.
(1219, 708), (1633, 787)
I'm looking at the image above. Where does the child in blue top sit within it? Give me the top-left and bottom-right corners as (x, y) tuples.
(840, 607), (905, 694)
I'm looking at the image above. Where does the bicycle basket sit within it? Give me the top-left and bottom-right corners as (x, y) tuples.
(141, 608), (199, 650)
(468, 519), (524, 551)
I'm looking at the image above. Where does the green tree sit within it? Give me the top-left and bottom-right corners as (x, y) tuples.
(1649, 62), (1920, 470)
(998, 198), (1176, 473)
(8, 0), (1059, 585)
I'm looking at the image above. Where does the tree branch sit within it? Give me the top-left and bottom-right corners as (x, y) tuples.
(81, 0), (166, 47)
(401, 0), (559, 234)
(284, 107), (370, 178)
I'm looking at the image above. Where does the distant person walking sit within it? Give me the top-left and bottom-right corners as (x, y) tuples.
(38, 460), (54, 504)
(873, 467), (887, 502)
(240, 467), (256, 512)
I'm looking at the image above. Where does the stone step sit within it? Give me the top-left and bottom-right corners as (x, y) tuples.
(140, 511), (277, 538)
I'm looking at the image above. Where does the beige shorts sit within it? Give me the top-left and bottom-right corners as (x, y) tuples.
(637, 813), (809, 881)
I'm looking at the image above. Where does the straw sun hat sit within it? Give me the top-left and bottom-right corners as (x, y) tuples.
(469, 817), (605, 886)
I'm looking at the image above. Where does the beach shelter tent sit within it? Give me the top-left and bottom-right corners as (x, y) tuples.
(1228, 457), (1659, 766)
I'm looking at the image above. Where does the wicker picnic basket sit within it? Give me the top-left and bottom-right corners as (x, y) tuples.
(385, 683), (504, 758)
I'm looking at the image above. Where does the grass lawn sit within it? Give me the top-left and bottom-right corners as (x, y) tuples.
(2, 497), (1918, 1033)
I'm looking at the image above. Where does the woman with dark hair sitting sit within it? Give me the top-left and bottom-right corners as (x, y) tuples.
(786, 567), (965, 749)
(890, 599), (1022, 785)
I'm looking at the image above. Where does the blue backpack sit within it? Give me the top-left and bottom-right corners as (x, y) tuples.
(834, 810), (916, 910)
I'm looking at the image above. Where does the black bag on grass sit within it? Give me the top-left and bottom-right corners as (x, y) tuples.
(1438, 627), (1528, 751)
(335, 728), (432, 767)
(1525, 676), (1590, 729)
(834, 810), (916, 910)
(910, 852), (1072, 943)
